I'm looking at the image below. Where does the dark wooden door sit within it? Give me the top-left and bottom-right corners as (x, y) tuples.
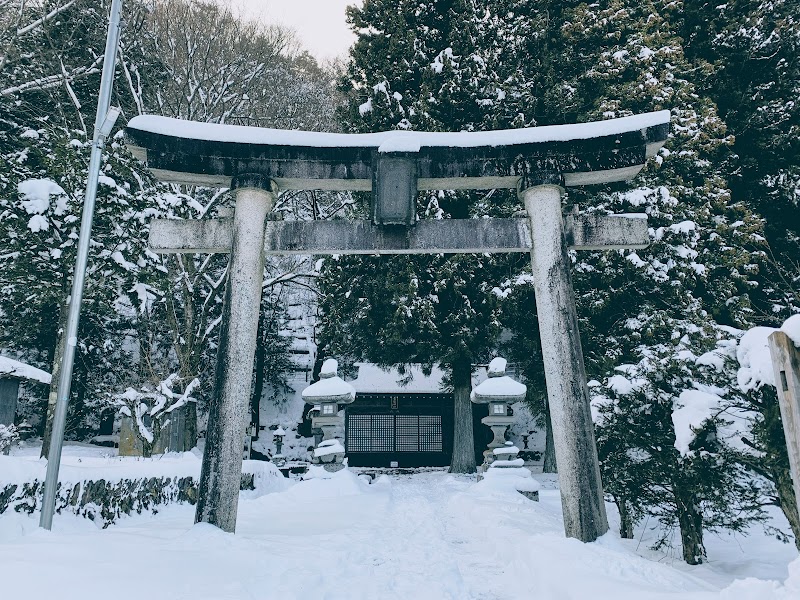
(0, 377), (20, 427)
(345, 393), (453, 467)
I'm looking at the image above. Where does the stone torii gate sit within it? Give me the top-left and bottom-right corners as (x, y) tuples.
(125, 110), (670, 542)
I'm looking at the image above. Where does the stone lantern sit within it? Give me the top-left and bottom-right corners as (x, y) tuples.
(471, 357), (526, 465)
(302, 359), (355, 470)
(273, 426), (286, 467)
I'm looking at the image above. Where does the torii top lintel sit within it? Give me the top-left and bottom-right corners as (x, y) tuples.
(125, 111), (670, 193)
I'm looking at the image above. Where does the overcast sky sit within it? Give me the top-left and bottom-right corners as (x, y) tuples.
(232, 1), (362, 62)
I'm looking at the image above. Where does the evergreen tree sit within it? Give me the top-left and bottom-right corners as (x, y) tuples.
(543, 0), (777, 562)
(685, 0), (800, 317)
(592, 326), (766, 561)
(1, 0), (333, 449)
(0, 0), (168, 443)
(324, 0), (534, 472)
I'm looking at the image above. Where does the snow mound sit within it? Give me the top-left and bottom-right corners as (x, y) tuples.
(302, 360), (356, 403)
(488, 357), (507, 374)
(350, 363), (455, 394)
(301, 376), (356, 401)
(478, 444), (540, 494)
(737, 327), (779, 391)
(378, 132), (422, 153)
(314, 439), (345, 458)
(471, 358), (526, 402)
(607, 373), (645, 395)
(720, 557), (800, 599)
(672, 389), (721, 456)
(782, 314), (800, 346)
(320, 358), (338, 376)
(736, 315), (800, 392)
(292, 467), (373, 499)
(480, 465), (542, 493)
(17, 178), (66, 214)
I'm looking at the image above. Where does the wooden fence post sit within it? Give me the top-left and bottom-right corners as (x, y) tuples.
(768, 331), (800, 523)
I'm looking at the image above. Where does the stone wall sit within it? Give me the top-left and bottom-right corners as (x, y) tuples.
(0, 473), (257, 527)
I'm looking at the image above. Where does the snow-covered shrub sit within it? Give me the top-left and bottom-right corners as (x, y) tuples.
(112, 374), (199, 457)
(591, 322), (767, 564)
(0, 424), (19, 453)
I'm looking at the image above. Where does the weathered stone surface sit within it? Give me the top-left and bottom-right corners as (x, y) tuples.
(522, 184), (609, 542)
(117, 416), (141, 456)
(195, 184), (273, 533)
(149, 215), (649, 256)
(564, 212), (649, 250)
(480, 417), (514, 464)
(118, 408), (191, 457)
(373, 154), (417, 225)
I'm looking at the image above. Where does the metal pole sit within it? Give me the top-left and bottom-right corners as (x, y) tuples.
(39, 0), (124, 530)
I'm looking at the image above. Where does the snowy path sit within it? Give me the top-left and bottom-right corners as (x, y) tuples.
(0, 470), (797, 599)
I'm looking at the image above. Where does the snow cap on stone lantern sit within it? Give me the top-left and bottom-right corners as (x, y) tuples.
(302, 359), (356, 415)
(471, 357), (526, 416)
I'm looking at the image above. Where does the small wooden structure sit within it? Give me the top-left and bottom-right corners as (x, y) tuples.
(344, 364), (498, 468)
(126, 110), (669, 540)
(0, 356), (52, 442)
(345, 363), (453, 468)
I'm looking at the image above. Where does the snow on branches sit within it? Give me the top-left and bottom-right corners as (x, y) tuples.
(0, 424), (19, 453)
(113, 374), (199, 454)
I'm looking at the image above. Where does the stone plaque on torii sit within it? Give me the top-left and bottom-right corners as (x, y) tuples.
(125, 110), (670, 542)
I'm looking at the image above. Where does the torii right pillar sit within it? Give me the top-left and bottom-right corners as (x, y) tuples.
(520, 180), (609, 542)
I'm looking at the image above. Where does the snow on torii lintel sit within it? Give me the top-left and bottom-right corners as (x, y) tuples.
(126, 110), (671, 150)
(0, 356), (52, 384)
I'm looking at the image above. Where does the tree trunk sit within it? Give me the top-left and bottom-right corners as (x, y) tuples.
(250, 313), (267, 441)
(774, 466), (800, 550)
(675, 484), (706, 565)
(616, 497), (634, 539)
(449, 357), (475, 474)
(41, 301), (69, 458)
(142, 437), (153, 458)
(184, 401), (198, 451)
(543, 400), (558, 473)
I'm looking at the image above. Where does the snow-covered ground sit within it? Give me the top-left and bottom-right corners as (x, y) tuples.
(1, 448), (797, 599)
(2, 442), (283, 485)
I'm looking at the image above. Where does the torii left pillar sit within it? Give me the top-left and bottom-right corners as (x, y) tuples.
(520, 181), (609, 542)
(195, 175), (276, 532)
